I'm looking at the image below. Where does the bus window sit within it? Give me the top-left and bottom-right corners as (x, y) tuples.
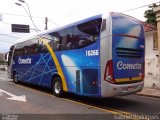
(101, 19), (106, 32)
(73, 18), (102, 48)
(48, 27), (74, 51)
(77, 18), (102, 36)
(8, 45), (14, 66)
(48, 32), (62, 51)
(23, 38), (40, 55)
(14, 48), (24, 56)
(8, 51), (12, 66)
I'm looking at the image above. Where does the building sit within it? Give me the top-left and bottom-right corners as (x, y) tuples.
(143, 22), (160, 88)
(0, 53), (5, 61)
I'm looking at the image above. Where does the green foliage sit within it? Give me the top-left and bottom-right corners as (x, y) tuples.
(144, 3), (158, 26)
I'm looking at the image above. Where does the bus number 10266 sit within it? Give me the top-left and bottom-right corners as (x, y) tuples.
(86, 49), (99, 56)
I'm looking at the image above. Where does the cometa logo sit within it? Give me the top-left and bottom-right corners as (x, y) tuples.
(18, 57), (32, 64)
(117, 61), (142, 70)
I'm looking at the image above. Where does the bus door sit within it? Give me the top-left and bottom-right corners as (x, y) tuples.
(76, 70), (81, 93)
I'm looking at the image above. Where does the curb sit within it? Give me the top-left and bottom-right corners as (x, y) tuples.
(136, 93), (160, 99)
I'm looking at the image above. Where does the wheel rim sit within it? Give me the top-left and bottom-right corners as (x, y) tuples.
(54, 81), (61, 94)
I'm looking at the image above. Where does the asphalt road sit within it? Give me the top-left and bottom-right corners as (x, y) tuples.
(0, 70), (160, 120)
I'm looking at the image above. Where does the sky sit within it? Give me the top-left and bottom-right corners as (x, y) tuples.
(0, 0), (159, 53)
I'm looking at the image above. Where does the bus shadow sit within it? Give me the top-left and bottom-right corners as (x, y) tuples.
(11, 81), (53, 95)
(64, 93), (142, 111)
(13, 81), (142, 111)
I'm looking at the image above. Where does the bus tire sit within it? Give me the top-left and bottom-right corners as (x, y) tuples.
(13, 72), (18, 83)
(52, 77), (64, 97)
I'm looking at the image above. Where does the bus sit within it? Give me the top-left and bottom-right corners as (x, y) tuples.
(7, 12), (145, 97)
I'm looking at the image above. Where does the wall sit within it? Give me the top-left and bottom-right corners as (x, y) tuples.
(145, 31), (160, 89)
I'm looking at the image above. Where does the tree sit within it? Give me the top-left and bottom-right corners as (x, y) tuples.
(144, 3), (158, 26)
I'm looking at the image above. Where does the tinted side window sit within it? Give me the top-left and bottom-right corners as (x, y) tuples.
(14, 38), (44, 56)
(73, 18), (102, 48)
(24, 38), (42, 55)
(48, 27), (74, 51)
(8, 50), (13, 66)
(8, 45), (14, 65)
(101, 19), (106, 32)
(42, 18), (102, 51)
(56, 30), (68, 51)
(24, 40), (34, 55)
(44, 32), (62, 51)
(14, 43), (24, 56)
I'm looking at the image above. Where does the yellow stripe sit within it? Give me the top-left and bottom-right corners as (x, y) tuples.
(115, 77), (141, 83)
(39, 38), (68, 92)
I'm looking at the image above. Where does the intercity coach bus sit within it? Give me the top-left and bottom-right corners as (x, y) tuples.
(7, 12), (145, 97)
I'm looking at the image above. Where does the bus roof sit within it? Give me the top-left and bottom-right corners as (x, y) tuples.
(40, 14), (102, 35)
(12, 14), (102, 47)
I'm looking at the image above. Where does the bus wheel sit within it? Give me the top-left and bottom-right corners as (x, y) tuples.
(13, 72), (18, 83)
(52, 77), (64, 97)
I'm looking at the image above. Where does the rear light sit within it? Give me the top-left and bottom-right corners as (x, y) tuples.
(104, 60), (116, 83)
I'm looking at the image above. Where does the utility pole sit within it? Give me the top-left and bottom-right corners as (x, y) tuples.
(45, 17), (48, 30)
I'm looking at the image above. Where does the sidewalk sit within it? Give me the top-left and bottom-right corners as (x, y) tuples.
(137, 87), (160, 99)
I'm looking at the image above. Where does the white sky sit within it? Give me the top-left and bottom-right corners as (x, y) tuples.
(0, 0), (159, 52)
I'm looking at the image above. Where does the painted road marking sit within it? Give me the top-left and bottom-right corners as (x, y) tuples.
(0, 77), (5, 80)
(0, 88), (26, 102)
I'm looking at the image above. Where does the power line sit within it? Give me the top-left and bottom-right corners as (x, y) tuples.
(0, 33), (20, 39)
(120, 1), (160, 13)
(0, 11), (42, 18)
(0, 21), (41, 32)
(0, 40), (14, 44)
(0, 11), (59, 26)
(15, 3), (40, 32)
(48, 19), (59, 26)
(0, 33), (20, 44)
(1, 1), (160, 21)
(0, 1), (158, 48)
(3, 1), (157, 27)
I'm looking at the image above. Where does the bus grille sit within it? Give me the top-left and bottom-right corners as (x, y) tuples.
(116, 47), (142, 58)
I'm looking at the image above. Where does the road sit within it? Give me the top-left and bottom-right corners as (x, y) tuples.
(0, 70), (160, 120)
